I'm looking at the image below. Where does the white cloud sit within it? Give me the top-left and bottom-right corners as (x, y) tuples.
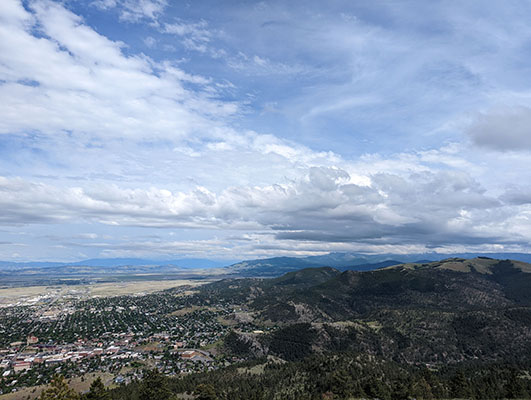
(122, 0), (167, 22)
(226, 51), (310, 76)
(2, 0), (531, 260)
(91, 0), (117, 10)
(92, 0), (167, 22)
(164, 20), (210, 39)
(163, 20), (212, 53)
(143, 35), (156, 48)
(0, 0), (238, 143)
(0, 160), (517, 250)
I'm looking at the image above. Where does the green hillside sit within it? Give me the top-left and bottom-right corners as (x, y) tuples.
(105, 258), (531, 399)
(193, 259), (531, 366)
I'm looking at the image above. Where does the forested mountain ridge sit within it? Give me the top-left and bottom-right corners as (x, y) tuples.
(201, 257), (531, 318)
(37, 258), (531, 399)
(225, 252), (531, 276)
(195, 258), (531, 366)
(106, 257), (531, 399)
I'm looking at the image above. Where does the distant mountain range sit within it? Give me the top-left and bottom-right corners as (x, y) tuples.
(225, 251), (531, 276)
(1, 252), (531, 277)
(0, 257), (235, 270)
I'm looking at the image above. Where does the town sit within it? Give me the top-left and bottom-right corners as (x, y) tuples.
(0, 284), (263, 396)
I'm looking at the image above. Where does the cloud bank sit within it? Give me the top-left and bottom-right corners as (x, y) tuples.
(468, 107), (531, 151)
(1, 0), (531, 261)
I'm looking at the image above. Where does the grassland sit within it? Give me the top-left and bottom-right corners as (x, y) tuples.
(0, 372), (114, 400)
(0, 279), (209, 305)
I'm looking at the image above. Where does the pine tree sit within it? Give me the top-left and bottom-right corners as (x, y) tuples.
(505, 369), (528, 399)
(450, 370), (472, 399)
(83, 377), (110, 400)
(194, 383), (217, 400)
(411, 376), (434, 400)
(39, 375), (79, 400)
(138, 369), (173, 400)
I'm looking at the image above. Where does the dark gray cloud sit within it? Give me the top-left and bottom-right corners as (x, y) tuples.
(501, 187), (531, 205)
(2, 158), (529, 257)
(468, 107), (531, 151)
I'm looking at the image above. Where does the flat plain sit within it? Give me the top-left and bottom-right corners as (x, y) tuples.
(0, 279), (209, 305)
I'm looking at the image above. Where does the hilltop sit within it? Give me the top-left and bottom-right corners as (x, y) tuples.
(192, 258), (531, 366)
(104, 257), (531, 399)
(201, 257), (531, 318)
(226, 252), (531, 276)
(386, 256), (531, 274)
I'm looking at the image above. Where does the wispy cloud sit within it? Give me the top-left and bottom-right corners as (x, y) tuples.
(0, 0), (237, 145)
(92, 0), (167, 22)
(163, 20), (211, 52)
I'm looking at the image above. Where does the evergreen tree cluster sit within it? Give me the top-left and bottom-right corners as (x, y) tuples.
(39, 376), (110, 400)
(103, 356), (531, 400)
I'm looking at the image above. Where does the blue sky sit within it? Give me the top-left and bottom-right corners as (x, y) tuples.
(1, 0), (531, 261)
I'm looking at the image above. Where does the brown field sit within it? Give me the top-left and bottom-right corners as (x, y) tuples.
(88, 279), (205, 297)
(135, 341), (165, 352)
(0, 372), (114, 400)
(0, 279), (208, 305)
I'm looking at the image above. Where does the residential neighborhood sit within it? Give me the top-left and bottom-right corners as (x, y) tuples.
(0, 284), (256, 395)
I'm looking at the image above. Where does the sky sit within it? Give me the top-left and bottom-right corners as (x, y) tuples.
(1, 0), (531, 262)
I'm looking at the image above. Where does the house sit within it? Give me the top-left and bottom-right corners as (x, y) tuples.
(33, 356), (44, 364)
(106, 346), (119, 354)
(26, 336), (39, 345)
(13, 362), (31, 372)
(181, 350), (199, 359)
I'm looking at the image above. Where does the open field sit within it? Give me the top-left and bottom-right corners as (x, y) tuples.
(0, 372), (114, 400)
(87, 279), (207, 296)
(0, 285), (54, 300)
(0, 279), (211, 305)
